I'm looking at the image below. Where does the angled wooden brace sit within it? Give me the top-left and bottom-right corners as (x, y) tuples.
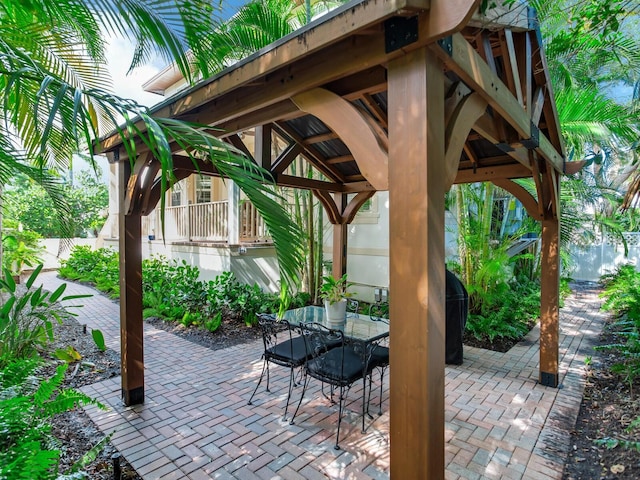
(123, 152), (152, 215)
(292, 88), (389, 190)
(444, 92), (488, 190)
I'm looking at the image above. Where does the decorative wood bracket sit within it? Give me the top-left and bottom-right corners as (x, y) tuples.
(292, 88), (389, 190)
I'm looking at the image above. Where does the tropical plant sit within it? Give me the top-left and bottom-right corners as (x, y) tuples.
(0, 0), (305, 293)
(2, 229), (45, 277)
(319, 274), (353, 304)
(0, 358), (107, 479)
(0, 265), (89, 368)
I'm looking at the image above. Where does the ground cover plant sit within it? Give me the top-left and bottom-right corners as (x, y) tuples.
(59, 247), (311, 333)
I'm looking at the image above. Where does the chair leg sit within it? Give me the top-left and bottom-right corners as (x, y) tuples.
(248, 359), (267, 405)
(335, 387), (346, 450)
(283, 366), (296, 421)
(290, 373), (309, 425)
(378, 367), (386, 416)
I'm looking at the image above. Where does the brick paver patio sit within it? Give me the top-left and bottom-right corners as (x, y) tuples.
(42, 272), (605, 479)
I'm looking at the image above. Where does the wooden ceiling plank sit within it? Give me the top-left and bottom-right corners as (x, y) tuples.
(304, 132), (338, 144)
(361, 93), (389, 129)
(326, 155), (355, 165)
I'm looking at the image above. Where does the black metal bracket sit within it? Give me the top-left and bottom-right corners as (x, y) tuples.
(437, 36), (453, 57)
(384, 16), (419, 53)
(540, 371), (559, 388)
(521, 123), (540, 150)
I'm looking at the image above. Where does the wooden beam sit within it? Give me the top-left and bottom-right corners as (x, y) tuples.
(491, 178), (541, 219)
(332, 193), (348, 278)
(313, 189), (342, 224)
(343, 191), (375, 224)
(501, 29), (524, 106)
(432, 33), (565, 173)
(226, 134), (254, 161)
(454, 163), (532, 184)
(123, 153), (152, 215)
(271, 143), (303, 175)
(326, 155), (355, 165)
(388, 47), (446, 479)
(118, 160), (144, 406)
(292, 88), (389, 190)
(277, 174), (343, 192)
(254, 125), (272, 170)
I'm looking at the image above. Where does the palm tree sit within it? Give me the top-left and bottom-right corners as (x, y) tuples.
(0, 0), (305, 290)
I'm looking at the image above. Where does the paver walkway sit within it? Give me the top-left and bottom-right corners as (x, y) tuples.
(42, 272), (606, 479)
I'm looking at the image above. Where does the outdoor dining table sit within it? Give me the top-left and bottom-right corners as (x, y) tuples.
(280, 305), (389, 344)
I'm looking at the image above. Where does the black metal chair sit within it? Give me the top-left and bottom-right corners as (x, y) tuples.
(247, 314), (310, 420)
(290, 322), (378, 450)
(367, 302), (389, 415)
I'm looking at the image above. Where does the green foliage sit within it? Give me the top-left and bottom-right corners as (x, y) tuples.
(59, 246), (120, 297)
(319, 274), (353, 304)
(593, 264), (640, 450)
(0, 265), (90, 368)
(0, 359), (104, 479)
(91, 329), (106, 352)
(2, 229), (45, 276)
(465, 278), (541, 343)
(3, 171), (109, 238)
(60, 248), (310, 335)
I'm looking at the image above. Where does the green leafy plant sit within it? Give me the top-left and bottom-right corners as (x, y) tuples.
(0, 265), (90, 368)
(319, 274), (353, 304)
(2, 230), (45, 277)
(0, 359), (105, 479)
(91, 329), (106, 352)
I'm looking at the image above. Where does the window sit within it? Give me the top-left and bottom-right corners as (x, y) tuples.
(171, 180), (186, 206)
(196, 175), (212, 203)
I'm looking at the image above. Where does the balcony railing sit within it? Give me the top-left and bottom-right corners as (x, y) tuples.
(142, 200), (271, 243)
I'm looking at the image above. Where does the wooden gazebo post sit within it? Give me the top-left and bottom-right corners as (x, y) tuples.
(388, 47), (447, 478)
(118, 157), (145, 405)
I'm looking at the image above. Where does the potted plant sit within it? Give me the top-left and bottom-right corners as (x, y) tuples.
(320, 274), (353, 328)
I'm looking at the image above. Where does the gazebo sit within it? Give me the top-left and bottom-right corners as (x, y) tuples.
(98, 0), (581, 477)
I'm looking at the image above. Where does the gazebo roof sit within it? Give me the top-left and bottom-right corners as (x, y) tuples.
(99, 0), (575, 209)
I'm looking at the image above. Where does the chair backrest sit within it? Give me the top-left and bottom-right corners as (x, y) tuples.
(256, 313), (290, 351)
(368, 302), (389, 322)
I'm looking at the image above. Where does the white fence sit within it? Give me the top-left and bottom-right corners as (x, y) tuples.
(569, 232), (640, 282)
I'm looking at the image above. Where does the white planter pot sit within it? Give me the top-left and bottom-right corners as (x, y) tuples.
(324, 299), (347, 329)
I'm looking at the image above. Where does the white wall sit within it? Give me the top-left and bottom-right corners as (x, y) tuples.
(324, 191), (458, 303)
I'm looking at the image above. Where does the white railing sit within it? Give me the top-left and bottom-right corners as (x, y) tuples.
(141, 200), (271, 243)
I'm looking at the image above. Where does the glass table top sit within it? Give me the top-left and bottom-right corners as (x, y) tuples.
(281, 305), (389, 343)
